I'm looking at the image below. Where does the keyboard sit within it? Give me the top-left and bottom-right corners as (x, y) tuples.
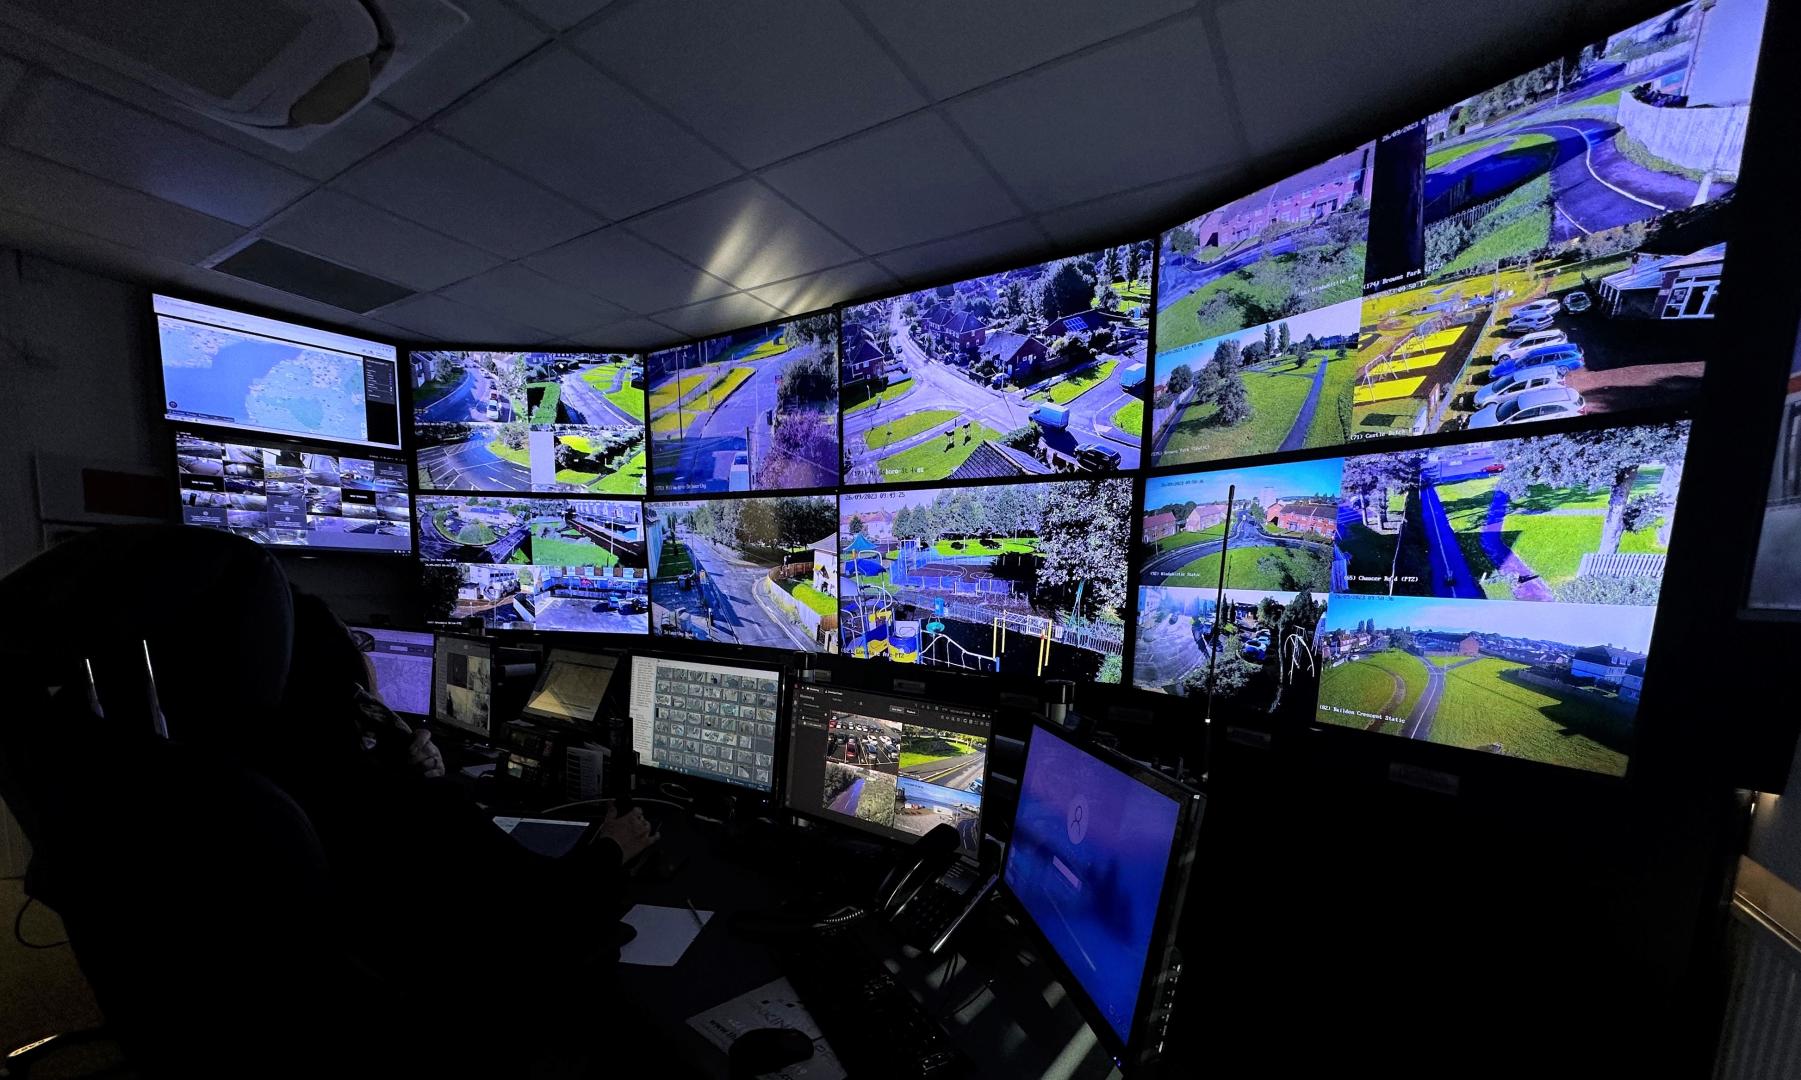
(782, 933), (965, 1079)
(893, 867), (997, 954)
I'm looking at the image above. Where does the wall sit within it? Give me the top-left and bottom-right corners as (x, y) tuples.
(1616, 91), (1751, 177)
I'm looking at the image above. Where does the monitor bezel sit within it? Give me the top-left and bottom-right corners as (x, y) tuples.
(627, 648), (791, 799)
(780, 677), (997, 855)
(997, 721), (1202, 1070)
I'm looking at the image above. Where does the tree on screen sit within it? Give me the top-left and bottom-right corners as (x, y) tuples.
(847, 515), (866, 537)
(1496, 422), (1688, 555)
(789, 314), (836, 350)
(1166, 226), (1198, 257)
(1041, 262), (1098, 323)
(1038, 479), (1131, 619)
(1126, 243), (1145, 283)
(1278, 322), (1292, 353)
(1167, 363), (1194, 397)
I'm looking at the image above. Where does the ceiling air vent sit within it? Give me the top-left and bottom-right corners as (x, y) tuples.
(213, 239), (414, 313)
(0, 0), (467, 146)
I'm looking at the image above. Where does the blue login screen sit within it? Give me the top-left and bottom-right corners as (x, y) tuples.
(1004, 727), (1181, 1043)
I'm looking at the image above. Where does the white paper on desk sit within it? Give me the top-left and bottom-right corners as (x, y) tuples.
(686, 978), (846, 1080)
(619, 904), (712, 967)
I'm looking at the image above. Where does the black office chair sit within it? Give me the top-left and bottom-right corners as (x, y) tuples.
(0, 527), (413, 1078)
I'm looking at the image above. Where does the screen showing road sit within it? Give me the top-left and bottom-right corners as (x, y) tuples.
(155, 294), (401, 450)
(417, 495), (650, 635)
(412, 351), (646, 495)
(628, 656), (782, 792)
(350, 626), (435, 716)
(839, 477), (1131, 683)
(1151, 0), (1766, 465)
(1130, 420), (1692, 776)
(784, 682), (993, 854)
(648, 315), (838, 493)
(174, 429), (411, 554)
(648, 495), (838, 653)
(840, 241), (1152, 485)
(1004, 725), (1182, 1046)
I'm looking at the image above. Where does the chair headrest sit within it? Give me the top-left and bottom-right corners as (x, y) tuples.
(0, 525), (294, 724)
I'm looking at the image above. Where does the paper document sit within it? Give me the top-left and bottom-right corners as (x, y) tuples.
(687, 978), (846, 1080)
(619, 904), (712, 967)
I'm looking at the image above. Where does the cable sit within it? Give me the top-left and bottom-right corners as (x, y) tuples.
(13, 895), (68, 949)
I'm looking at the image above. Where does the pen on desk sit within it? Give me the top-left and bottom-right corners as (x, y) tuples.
(686, 898), (705, 931)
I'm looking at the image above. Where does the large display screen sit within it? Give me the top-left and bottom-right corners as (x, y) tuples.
(647, 315), (838, 494)
(155, 294), (403, 450)
(647, 495), (838, 652)
(411, 351), (645, 495)
(840, 241), (1153, 485)
(1150, 0), (1766, 466)
(839, 477), (1131, 683)
(1004, 726), (1182, 1046)
(1133, 420), (1690, 775)
(175, 430), (411, 554)
(416, 495), (649, 634)
(784, 682), (993, 855)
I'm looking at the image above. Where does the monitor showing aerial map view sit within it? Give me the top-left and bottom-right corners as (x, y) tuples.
(154, 294), (404, 450)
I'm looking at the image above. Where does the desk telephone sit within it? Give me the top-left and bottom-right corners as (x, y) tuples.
(877, 823), (998, 954)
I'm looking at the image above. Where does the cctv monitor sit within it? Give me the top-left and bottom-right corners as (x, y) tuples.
(349, 626), (434, 718)
(521, 648), (620, 726)
(154, 294), (403, 450)
(432, 635), (496, 739)
(1003, 725), (1200, 1069)
(626, 654), (783, 793)
(175, 429), (412, 554)
(783, 681), (993, 857)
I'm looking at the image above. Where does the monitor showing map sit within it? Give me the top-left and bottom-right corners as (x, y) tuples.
(155, 294), (404, 450)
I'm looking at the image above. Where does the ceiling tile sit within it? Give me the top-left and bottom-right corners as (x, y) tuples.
(873, 218), (1048, 286)
(6, 77), (312, 228)
(437, 46), (739, 219)
(571, 0), (925, 168)
(260, 102), (417, 182)
(439, 264), (627, 337)
(1035, 172), (1229, 249)
(574, 317), (681, 351)
(370, 293), (542, 344)
(750, 260), (899, 316)
(333, 131), (602, 259)
(946, 24), (1235, 212)
(0, 148), (241, 263)
(523, 226), (734, 312)
(378, 0), (549, 120)
(630, 180), (859, 290)
(512, 0), (620, 32)
(848, 0), (1197, 99)
(0, 55), (24, 105)
(762, 112), (1021, 253)
(261, 189), (501, 292)
(652, 292), (785, 339)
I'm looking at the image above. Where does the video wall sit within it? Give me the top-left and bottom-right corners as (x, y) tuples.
(150, 0), (1768, 779)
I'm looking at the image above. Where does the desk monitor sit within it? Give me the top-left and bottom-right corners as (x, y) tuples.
(628, 655), (782, 793)
(1002, 725), (1199, 1067)
(433, 635), (496, 739)
(350, 626), (434, 717)
(521, 648), (619, 726)
(784, 682), (993, 856)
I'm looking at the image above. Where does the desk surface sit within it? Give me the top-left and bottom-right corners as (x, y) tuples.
(615, 812), (1122, 1080)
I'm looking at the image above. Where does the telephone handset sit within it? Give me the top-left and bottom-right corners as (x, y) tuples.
(876, 824), (998, 954)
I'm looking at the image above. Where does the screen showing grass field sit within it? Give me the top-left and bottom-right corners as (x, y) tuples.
(1149, 0), (1766, 466)
(784, 682), (993, 854)
(412, 350), (645, 495)
(840, 241), (1152, 485)
(174, 429), (411, 554)
(839, 477), (1131, 684)
(1130, 420), (1691, 776)
(416, 495), (649, 635)
(647, 495), (838, 654)
(155, 294), (401, 450)
(648, 316), (838, 494)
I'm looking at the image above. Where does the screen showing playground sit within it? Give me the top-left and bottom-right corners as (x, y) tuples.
(839, 476), (1131, 683)
(155, 294), (402, 450)
(174, 429), (411, 554)
(412, 350), (645, 496)
(1129, 419), (1692, 776)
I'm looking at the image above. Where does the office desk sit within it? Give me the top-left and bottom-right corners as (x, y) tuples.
(614, 813), (1122, 1080)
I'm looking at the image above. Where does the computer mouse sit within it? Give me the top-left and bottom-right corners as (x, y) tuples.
(727, 1027), (814, 1077)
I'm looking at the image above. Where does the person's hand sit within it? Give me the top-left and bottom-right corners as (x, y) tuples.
(406, 727), (445, 779)
(595, 806), (659, 863)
